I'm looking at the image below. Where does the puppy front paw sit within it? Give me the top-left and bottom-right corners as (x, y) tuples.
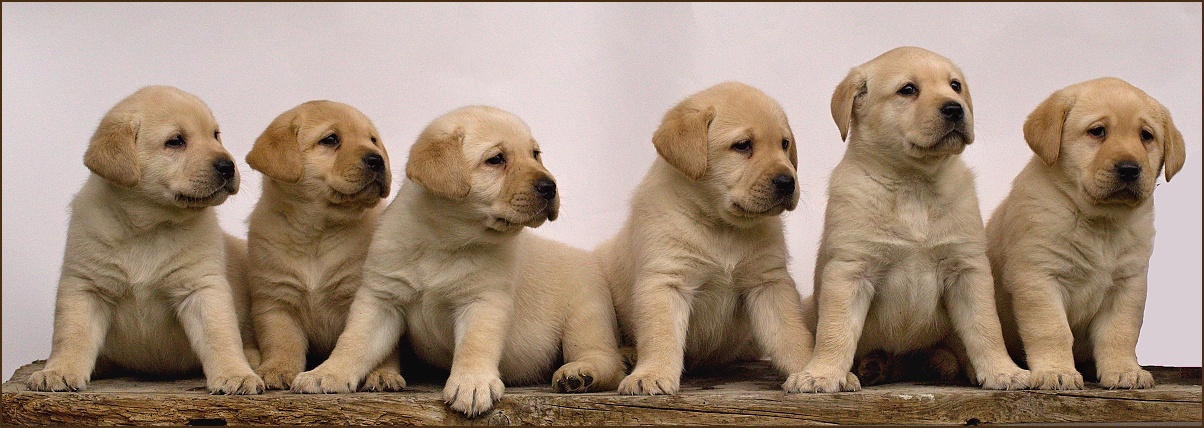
(443, 372), (504, 417)
(26, 369), (88, 392)
(291, 368), (357, 394)
(1029, 369), (1084, 390)
(976, 366), (1030, 390)
(255, 360), (304, 390)
(207, 370), (265, 395)
(1099, 367), (1154, 389)
(553, 361), (604, 393)
(784, 369), (860, 393)
(361, 367), (406, 392)
(617, 371), (679, 395)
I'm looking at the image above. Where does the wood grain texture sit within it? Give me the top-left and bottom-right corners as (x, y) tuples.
(3, 360), (1199, 425)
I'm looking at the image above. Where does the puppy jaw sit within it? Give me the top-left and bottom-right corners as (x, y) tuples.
(836, 47), (975, 161)
(660, 82), (800, 223)
(1026, 77), (1183, 208)
(87, 86), (239, 209)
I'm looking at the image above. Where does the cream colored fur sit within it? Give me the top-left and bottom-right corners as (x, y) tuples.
(26, 86), (262, 394)
(245, 100), (403, 391)
(989, 78), (1186, 390)
(798, 47), (1029, 392)
(597, 81), (815, 395)
(291, 106), (624, 417)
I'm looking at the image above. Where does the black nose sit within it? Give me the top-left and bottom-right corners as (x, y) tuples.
(1116, 161), (1141, 182)
(940, 102), (964, 122)
(772, 174), (795, 196)
(535, 178), (557, 201)
(363, 153), (385, 172)
(214, 158), (236, 180)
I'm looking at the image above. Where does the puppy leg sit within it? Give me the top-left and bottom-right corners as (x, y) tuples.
(175, 282), (265, 395)
(944, 263), (1030, 390)
(796, 260), (871, 393)
(617, 272), (694, 395)
(554, 282), (624, 393)
(741, 269), (815, 392)
(27, 278), (111, 391)
(252, 302), (307, 390)
(361, 348), (406, 392)
(292, 289), (404, 393)
(1008, 272), (1083, 390)
(1091, 275), (1153, 389)
(444, 291), (511, 417)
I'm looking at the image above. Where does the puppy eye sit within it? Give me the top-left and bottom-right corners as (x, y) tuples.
(165, 135), (186, 148)
(1140, 130), (1154, 142)
(1087, 126), (1106, 138)
(950, 80), (962, 93)
(485, 153), (506, 165)
(731, 140), (752, 153)
(781, 139), (790, 150)
(213, 130), (221, 140)
(319, 134), (340, 147)
(370, 136), (378, 144)
(897, 83), (918, 96)
(532, 150), (541, 159)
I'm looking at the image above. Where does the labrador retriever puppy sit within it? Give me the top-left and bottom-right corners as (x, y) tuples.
(988, 77), (1186, 390)
(26, 86), (263, 394)
(796, 47), (1030, 392)
(596, 81), (815, 395)
(244, 100), (404, 391)
(292, 106), (624, 417)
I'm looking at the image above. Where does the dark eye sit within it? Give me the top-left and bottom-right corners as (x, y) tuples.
(165, 135), (185, 148)
(319, 133), (340, 147)
(1140, 130), (1154, 142)
(370, 136), (378, 143)
(781, 139), (790, 150)
(532, 150), (541, 159)
(1087, 126), (1106, 138)
(898, 83), (918, 96)
(485, 153), (506, 165)
(213, 130), (221, 140)
(731, 140), (752, 153)
(950, 80), (962, 93)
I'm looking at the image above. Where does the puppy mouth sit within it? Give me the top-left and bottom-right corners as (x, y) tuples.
(174, 187), (229, 208)
(486, 203), (556, 232)
(1096, 185), (1147, 206)
(910, 129), (969, 157)
(331, 174), (389, 205)
(731, 200), (786, 218)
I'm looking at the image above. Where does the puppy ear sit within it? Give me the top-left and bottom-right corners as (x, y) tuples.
(1160, 107), (1186, 182)
(652, 103), (714, 181)
(406, 125), (470, 199)
(1023, 90), (1074, 165)
(84, 112), (141, 187)
(831, 68), (867, 142)
(246, 108), (304, 183)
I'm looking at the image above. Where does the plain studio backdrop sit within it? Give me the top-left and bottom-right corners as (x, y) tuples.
(3, 3), (1200, 381)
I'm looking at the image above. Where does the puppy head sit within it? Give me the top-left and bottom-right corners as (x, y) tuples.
(246, 100), (391, 209)
(84, 85), (239, 209)
(832, 46), (974, 159)
(406, 106), (558, 234)
(653, 81), (799, 223)
(1024, 77), (1186, 207)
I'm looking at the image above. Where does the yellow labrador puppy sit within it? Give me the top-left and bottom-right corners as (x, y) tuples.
(797, 47), (1029, 392)
(597, 81), (814, 395)
(292, 106), (624, 417)
(26, 86), (263, 394)
(989, 78), (1186, 390)
(244, 100), (403, 391)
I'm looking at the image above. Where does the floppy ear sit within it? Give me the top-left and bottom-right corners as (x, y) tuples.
(831, 68), (867, 142)
(652, 103), (714, 181)
(1023, 90), (1074, 165)
(1160, 107), (1186, 182)
(246, 108), (304, 183)
(84, 112), (141, 187)
(406, 125), (470, 199)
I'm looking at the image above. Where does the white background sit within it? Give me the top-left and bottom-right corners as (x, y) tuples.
(3, 3), (1200, 380)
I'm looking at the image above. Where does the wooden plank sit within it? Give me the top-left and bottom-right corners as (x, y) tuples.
(3, 360), (1199, 425)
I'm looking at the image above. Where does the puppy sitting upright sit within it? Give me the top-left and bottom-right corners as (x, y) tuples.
(244, 100), (403, 391)
(597, 81), (815, 395)
(292, 106), (624, 417)
(797, 47), (1029, 392)
(989, 78), (1186, 390)
(26, 86), (263, 394)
